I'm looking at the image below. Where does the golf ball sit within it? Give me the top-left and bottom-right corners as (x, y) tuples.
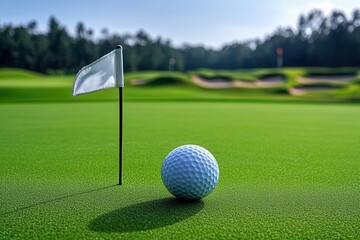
(161, 145), (219, 200)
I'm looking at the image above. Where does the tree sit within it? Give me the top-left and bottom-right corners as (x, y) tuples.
(1, 9), (360, 73)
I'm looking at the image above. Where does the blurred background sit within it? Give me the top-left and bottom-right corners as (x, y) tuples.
(0, 0), (360, 101)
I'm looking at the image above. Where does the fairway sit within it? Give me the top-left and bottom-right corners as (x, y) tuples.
(1, 101), (359, 239)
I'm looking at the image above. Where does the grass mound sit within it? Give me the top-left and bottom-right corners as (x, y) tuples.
(294, 84), (345, 89)
(133, 75), (188, 86)
(303, 67), (360, 76)
(259, 73), (286, 81)
(196, 75), (234, 82)
(0, 68), (43, 79)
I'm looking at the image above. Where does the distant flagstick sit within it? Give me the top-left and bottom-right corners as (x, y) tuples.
(72, 45), (124, 186)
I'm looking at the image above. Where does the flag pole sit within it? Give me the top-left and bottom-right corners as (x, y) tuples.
(118, 87), (123, 185)
(115, 45), (123, 186)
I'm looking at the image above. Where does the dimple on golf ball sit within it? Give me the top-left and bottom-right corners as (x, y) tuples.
(161, 145), (219, 200)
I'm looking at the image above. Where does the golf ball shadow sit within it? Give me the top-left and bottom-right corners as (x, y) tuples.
(88, 197), (204, 233)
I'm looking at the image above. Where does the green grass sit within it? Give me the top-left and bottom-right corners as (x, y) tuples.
(0, 68), (359, 238)
(1, 101), (359, 239)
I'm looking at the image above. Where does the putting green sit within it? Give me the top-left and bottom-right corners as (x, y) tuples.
(1, 101), (359, 239)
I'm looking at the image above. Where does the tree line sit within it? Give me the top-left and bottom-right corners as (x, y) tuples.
(0, 9), (359, 73)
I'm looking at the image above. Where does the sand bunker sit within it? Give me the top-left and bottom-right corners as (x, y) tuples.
(288, 86), (339, 96)
(233, 80), (256, 88)
(131, 79), (148, 86)
(256, 76), (285, 87)
(192, 75), (285, 89)
(191, 76), (234, 89)
(296, 75), (355, 84)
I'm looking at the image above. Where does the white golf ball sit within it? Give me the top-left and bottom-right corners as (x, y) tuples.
(161, 145), (219, 200)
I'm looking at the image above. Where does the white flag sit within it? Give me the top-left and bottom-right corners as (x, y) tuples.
(72, 46), (124, 96)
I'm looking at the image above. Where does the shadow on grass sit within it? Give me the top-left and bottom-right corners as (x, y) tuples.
(89, 198), (204, 232)
(1, 184), (117, 216)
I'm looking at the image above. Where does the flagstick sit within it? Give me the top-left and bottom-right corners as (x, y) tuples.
(118, 87), (123, 185)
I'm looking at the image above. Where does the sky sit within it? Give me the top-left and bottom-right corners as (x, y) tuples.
(0, 0), (358, 48)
